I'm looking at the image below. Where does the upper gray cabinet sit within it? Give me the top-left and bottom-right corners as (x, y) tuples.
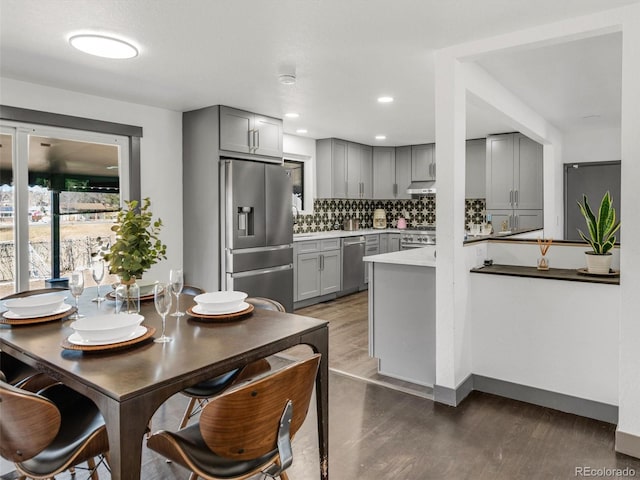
(411, 143), (435, 181)
(373, 147), (395, 199)
(465, 138), (486, 199)
(395, 146), (412, 199)
(486, 133), (543, 210)
(372, 146), (411, 199)
(317, 138), (372, 198)
(219, 106), (283, 158)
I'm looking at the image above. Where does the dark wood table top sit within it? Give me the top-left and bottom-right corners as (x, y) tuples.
(470, 264), (620, 285)
(1, 287), (330, 480)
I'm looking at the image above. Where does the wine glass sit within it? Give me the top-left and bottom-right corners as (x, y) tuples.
(154, 282), (173, 343)
(91, 259), (105, 303)
(169, 268), (184, 317)
(68, 270), (85, 320)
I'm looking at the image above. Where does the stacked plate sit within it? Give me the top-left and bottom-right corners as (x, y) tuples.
(3, 292), (70, 319)
(193, 291), (249, 315)
(69, 313), (145, 345)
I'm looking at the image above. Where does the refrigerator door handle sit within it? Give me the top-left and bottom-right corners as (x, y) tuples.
(230, 264), (293, 279)
(229, 244), (293, 254)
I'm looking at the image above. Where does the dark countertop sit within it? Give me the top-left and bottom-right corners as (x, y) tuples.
(463, 227), (542, 244)
(470, 264), (619, 285)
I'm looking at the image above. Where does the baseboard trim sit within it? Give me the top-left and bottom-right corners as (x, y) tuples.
(616, 429), (640, 459)
(435, 374), (618, 424)
(434, 374), (473, 406)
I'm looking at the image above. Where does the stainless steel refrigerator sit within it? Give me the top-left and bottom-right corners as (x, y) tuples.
(220, 159), (294, 311)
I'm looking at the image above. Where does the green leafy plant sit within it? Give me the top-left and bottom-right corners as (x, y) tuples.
(103, 198), (167, 282)
(577, 191), (621, 255)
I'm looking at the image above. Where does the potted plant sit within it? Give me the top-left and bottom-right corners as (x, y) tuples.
(103, 197), (167, 312)
(577, 191), (620, 274)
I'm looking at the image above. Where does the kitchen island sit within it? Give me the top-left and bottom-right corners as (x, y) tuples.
(363, 246), (436, 386)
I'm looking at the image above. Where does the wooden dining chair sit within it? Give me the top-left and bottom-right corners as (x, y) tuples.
(0, 380), (109, 480)
(176, 294), (283, 429)
(148, 354), (321, 480)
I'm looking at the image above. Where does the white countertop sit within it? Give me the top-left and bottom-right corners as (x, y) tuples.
(363, 246), (436, 267)
(293, 228), (404, 241)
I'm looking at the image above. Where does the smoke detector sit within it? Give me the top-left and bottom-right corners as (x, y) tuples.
(279, 74), (297, 85)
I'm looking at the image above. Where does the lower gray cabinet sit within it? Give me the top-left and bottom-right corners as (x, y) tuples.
(294, 239), (342, 302)
(388, 233), (401, 252)
(488, 209), (542, 232)
(364, 235), (379, 284)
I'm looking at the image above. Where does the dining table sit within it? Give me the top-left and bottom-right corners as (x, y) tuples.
(0, 286), (329, 480)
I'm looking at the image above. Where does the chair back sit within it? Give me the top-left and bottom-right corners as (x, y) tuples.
(245, 297), (286, 312)
(0, 380), (61, 462)
(199, 354), (320, 461)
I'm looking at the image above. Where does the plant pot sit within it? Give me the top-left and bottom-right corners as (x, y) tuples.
(584, 252), (612, 275)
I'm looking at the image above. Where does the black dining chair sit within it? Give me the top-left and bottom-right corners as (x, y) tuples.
(176, 294), (284, 429)
(148, 354), (321, 480)
(0, 379), (110, 480)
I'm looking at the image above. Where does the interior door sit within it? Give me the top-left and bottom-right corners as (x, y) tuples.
(564, 161), (621, 242)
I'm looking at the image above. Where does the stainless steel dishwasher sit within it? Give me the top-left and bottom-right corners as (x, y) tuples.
(342, 236), (366, 293)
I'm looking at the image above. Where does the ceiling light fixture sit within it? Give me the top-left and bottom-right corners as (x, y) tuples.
(377, 96), (394, 103)
(285, 112), (300, 118)
(296, 129), (308, 134)
(69, 34), (138, 59)
(375, 135), (386, 140)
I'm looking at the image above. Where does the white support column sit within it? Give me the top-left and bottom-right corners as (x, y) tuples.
(617, 5), (640, 460)
(434, 50), (471, 404)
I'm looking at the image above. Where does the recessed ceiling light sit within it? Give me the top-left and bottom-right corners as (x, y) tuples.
(69, 34), (138, 59)
(285, 112), (300, 119)
(377, 96), (394, 103)
(296, 129), (308, 134)
(375, 135), (386, 140)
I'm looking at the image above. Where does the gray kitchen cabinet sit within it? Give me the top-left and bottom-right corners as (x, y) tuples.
(486, 133), (543, 229)
(488, 208), (543, 232)
(395, 146), (412, 199)
(465, 138), (486, 199)
(373, 147), (396, 199)
(364, 234), (380, 284)
(411, 143), (435, 181)
(294, 239), (342, 301)
(388, 233), (401, 252)
(317, 138), (371, 198)
(219, 106), (283, 158)
(379, 234), (388, 253)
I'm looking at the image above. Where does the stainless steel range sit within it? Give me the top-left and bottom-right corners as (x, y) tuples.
(400, 226), (436, 250)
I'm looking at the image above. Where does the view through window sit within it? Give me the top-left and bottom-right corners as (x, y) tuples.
(0, 125), (128, 296)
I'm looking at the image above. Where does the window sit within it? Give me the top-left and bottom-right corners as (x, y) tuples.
(283, 159), (304, 213)
(0, 110), (140, 295)
(283, 154), (313, 214)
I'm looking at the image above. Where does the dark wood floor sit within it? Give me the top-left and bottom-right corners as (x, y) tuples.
(5, 292), (640, 479)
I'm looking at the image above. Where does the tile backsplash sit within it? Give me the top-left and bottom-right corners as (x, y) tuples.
(294, 197), (486, 233)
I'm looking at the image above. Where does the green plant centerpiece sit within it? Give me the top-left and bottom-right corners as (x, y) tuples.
(103, 197), (167, 312)
(577, 191), (621, 274)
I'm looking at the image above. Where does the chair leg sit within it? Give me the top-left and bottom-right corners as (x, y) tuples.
(180, 397), (198, 429)
(189, 472), (198, 480)
(280, 472), (290, 480)
(88, 456), (99, 480)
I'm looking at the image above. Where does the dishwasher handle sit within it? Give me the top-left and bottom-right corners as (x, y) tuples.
(343, 237), (366, 246)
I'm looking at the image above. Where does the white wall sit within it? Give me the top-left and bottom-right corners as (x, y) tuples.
(0, 78), (183, 281)
(563, 126), (621, 164)
(469, 272), (619, 405)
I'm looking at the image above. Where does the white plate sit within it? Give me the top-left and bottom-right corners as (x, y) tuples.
(67, 326), (148, 346)
(4, 303), (73, 320)
(192, 302), (250, 316)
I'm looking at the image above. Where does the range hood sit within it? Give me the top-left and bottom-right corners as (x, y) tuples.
(407, 180), (436, 195)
